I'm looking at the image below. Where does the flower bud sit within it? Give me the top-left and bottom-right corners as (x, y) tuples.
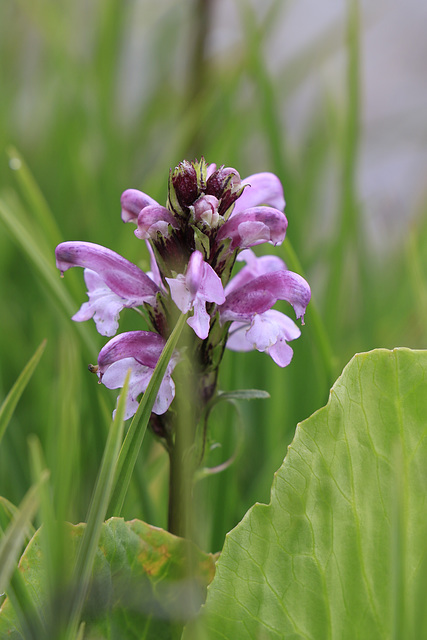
(168, 160), (199, 214)
(192, 195), (220, 228)
(206, 166), (244, 215)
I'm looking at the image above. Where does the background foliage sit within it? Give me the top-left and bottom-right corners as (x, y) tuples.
(0, 0), (425, 562)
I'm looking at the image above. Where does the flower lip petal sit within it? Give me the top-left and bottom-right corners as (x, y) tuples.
(55, 241), (160, 303)
(71, 268), (127, 337)
(121, 189), (160, 223)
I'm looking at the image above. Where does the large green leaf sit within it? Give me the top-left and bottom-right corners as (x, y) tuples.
(185, 348), (427, 639)
(0, 518), (216, 639)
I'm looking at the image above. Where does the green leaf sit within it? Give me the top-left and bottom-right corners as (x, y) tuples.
(0, 474), (47, 594)
(0, 518), (217, 640)
(184, 348), (427, 639)
(0, 340), (46, 447)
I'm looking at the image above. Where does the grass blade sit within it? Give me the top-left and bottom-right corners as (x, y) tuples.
(7, 146), (63, 249)
(108, 312), (188, 517)
(64, 370), (130, 639)
(0, 340), (46, 447)
(0, 196), (95, 352)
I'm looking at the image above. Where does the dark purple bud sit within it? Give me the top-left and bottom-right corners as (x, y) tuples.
(206, 166), (243, 215)
(169, 160), (199, 213)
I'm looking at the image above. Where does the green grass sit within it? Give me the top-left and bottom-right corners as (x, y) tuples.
(0, 0), (425, 579)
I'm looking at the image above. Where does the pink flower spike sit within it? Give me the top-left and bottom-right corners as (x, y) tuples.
(121, 189), (160, 224)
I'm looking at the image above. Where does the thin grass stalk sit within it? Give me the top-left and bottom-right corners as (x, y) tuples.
(0, 197), (96, 353)
(239, 3), (337, 387)
(0, 340), (46, 448)
(7, 146), (63, 249)
(64, 372), (130, 640)
(324, 0), (361, 332)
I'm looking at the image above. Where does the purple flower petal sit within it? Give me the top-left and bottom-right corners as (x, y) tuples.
(214, 206), (288, 253)
(55, 241), (159, 305)
(226, 310), (300, 367)
(224, 249), (285, 296)
(72, 269), (129, 336)
(220, 270), (311, 323)
(167, 275), (193, 313)
(135, 205), (179, 240)
(232, 172), (285, 215)
(97, 330), (166, 376)
(166, 251), (225, 339)
(121, 189), (160, 223)
(97, 330), (177, 418)
(101, 356), (175, 418)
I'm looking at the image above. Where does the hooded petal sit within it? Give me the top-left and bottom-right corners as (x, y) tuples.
(97, 330), (167, 376)
(121, 189), (160, 223)
(214, 206), (288, 254)
(220, 270), (311, 323)
(224, 249), (285, 296)
(55, 241), (160, 305)
(135, 205), (179, 240)
(232, 172), (285, 215)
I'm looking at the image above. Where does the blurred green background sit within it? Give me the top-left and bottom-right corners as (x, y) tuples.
(1, 0), (426, 553)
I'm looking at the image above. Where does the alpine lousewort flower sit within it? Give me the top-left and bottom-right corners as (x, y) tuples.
(55, 158), (311, 434)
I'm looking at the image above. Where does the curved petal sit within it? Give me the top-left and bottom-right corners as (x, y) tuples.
(232, 172), (285, 215)
(166, 274), (193, 313)
(199, 261), (226, 305)
(135, 204), (179, 240)
(220, 270), (311, 323)
(187, 298), (211, 340)
(121, 189), (160, 223)
(214, 207), (288, 254)
(97, 330), (166, 377)
(224, 249), (286, 296)
(56, 241), (159, 304)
